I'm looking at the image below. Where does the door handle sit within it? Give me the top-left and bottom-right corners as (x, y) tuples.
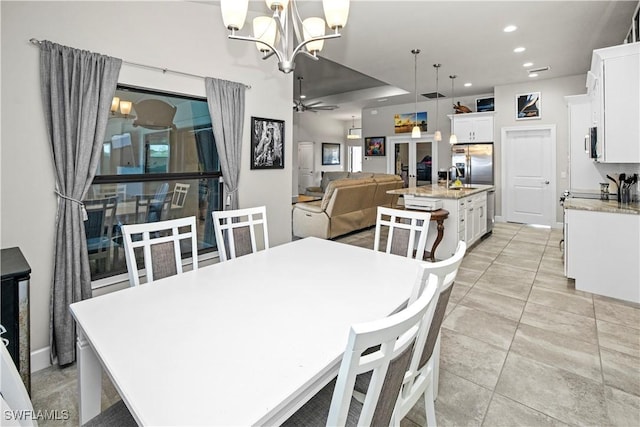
(584, 135), (589, 154)
(543, 180), (550, 184)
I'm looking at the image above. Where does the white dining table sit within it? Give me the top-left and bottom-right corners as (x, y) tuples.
(70, 237), (422, 426)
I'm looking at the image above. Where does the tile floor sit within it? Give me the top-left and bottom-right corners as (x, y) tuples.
(31, 223), (640, 426)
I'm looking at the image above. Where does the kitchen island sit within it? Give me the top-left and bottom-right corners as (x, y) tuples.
(564, 198), (640, 303)
(388, 184), (495, 259)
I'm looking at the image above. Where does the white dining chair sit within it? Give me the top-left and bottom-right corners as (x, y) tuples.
(1, 343), (36, 427)
(281, 270), (439, 426)
(171, 182), (190, 209)
(352, 240), (467, 426)
(83, 196), (118, 271)
(1, 343), (135, 427)
(212, 206), (270, 262)
(394, 240), (467, 426)
(374, 206), (431, 260)
(121, 216), (198, 286)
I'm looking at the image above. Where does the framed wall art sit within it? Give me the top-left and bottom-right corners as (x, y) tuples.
(364, 136), (386, 157)
(321, 143), (340, 165)
(516, 92), (541, 120)
(476, 97), (495, 112)
(394, 112), (428, 134)
(251, 116), (284, 169)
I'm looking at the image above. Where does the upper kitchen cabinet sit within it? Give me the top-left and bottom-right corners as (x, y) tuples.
(448, 112), (495, 143)
(587, 43), (640, 163)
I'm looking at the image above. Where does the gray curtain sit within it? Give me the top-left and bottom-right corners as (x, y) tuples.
(40, 41), (121, 365)
(194, 130), (219, 247)
(205, 78), (245, 210)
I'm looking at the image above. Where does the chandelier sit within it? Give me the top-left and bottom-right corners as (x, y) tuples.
(220, 0), (350, 74)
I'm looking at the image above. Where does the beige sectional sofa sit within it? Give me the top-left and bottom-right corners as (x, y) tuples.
(305, 171), (375, 197)
(293, 174), (403, 239)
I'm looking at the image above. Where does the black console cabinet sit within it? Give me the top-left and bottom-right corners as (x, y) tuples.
(1, 247), (32, 394)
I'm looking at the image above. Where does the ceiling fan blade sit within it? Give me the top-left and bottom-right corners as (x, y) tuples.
(309, 105), (339, 110)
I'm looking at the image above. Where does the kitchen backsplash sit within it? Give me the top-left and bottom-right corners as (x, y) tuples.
(595, 163), (640, 199)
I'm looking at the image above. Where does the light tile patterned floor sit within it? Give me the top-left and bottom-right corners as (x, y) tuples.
(338, 222), (640, 427)
(31, 223), (640, 426)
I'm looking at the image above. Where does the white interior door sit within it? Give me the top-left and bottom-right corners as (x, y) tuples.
(297, 142), (314, 194)
(503, 126), (555, 226)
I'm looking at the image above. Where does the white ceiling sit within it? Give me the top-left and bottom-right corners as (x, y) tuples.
(220, 1), (638, 121)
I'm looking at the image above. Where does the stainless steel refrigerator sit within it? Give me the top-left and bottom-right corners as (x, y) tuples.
(451, 143), (495, 232)
(451, 143), (494, 185)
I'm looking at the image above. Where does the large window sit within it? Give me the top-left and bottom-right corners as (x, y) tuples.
(86, 85), (223, 280)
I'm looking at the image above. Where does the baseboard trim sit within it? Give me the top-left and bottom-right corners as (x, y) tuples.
(31, 346), (52, 373)
(494, 216), (562, 229)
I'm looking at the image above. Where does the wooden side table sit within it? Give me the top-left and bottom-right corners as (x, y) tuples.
(400, 207), (450, 262)
(426, 209), (450, 261)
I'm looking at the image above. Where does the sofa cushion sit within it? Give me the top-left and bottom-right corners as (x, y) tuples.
(320, 171), (350, 192)
(349, 172), (375, 180)
(372, 174), (403, 183)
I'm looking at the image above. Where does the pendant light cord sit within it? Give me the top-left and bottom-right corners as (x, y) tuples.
(450, 75), (456, 133)
(435, 64), (441, 132)
(412, 49), (420, 125)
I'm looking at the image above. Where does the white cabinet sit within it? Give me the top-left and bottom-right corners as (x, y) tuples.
(465, 192), (487, 243)
(565, 208), (640, 303)
(587, 43), (640, 163)
(448, 112), (495, 143)
(458, 198), (467, 244)
(437, 191), (488, 257)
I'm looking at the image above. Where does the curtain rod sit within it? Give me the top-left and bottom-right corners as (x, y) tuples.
(29, 38), (251, 89)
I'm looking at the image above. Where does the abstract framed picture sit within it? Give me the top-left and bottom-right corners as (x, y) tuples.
(321, 143), (340, 165)
(476, 97), (495, 112)
(516, 92), (541, 120)
(251, 116), (284, 169)
(394, 112), (428, 134)
(364, 136), (386, 157)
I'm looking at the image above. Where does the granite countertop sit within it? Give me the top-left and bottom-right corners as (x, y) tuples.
(388, 184), (495, 199)
(563, 198), (640, 215)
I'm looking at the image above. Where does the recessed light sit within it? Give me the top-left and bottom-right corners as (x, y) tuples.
(523, 62), (533, 67)
(377, 98), (388, 102)
(503, 25), (517, 33)
(513, 47), (526, 53)
(464, 83), (472, 87)
(528, 73), (539, 78)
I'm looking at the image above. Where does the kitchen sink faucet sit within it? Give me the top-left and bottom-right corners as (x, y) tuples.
(447, 165), (462, 188)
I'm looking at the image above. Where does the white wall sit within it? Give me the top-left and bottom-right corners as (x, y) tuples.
(1, 1), (293, 367)
(359, 76), (596, 224)
(362, 94), (491, 174)
(292, 113), (346, 194)
(494, 75), (587, 223)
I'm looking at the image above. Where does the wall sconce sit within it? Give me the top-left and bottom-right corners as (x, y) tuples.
(111, 97), (120, 113)
(119, 101), (133, 116)
(111, 97), (133, 117)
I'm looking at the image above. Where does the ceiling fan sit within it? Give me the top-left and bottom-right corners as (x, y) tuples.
(293, 77), (338, 113)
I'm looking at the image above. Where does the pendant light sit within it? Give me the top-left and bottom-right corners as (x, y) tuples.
(347, 115), (360, 139)
(411, 49), (421, 139)
(433, 64), (442, 142)
(449, 75), (458, 145)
